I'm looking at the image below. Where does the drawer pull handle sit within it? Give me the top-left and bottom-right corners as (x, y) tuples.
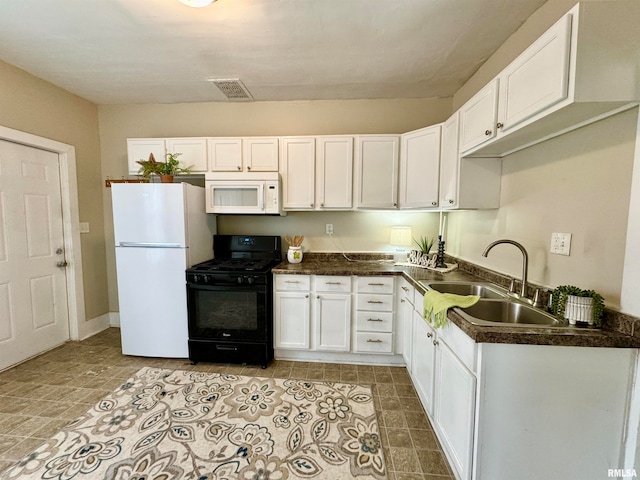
(367, 318), (383, 322)
(285, 281), (300, 284)
(367, 300), (384, 304)
(427, 332), (433, 338)
(326, 282), (342, 285)
(401, 286), (409, 292)
(368, 283), (385, 286)
(366, 339), (383, 343)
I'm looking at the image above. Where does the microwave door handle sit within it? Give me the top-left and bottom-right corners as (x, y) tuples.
(258, 184), (265, 211)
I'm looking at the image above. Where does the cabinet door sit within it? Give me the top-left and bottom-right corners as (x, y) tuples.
(316, 137), (353, 209)
(244, 137), (279, 172)
(399, 125), (441, 209)
(274, 292), (310, 349)
(314, 294), (351, 352)
(207, 138), (243, 172)
(411, 311), (436, 416)
(166, 138), (208, 173)
(399, 294), (413, 366)
(439, 113), (459, 208)
(282, 137), (316, 210)
(356, 136), (399, 209)
(458, 79), (499, 153)
(435, 340), (476, 480)
(127, 139), (166, 174)
(497, 14), (571, 134)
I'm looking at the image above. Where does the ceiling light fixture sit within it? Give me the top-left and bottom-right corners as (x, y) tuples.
(177, 0), (216, 7)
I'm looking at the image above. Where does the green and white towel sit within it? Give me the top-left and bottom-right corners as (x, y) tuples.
(423, 290), (480, 328)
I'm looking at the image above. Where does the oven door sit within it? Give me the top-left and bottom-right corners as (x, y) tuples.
(187, 283), (268, 342)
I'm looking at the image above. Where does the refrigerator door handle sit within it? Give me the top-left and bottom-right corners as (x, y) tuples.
(118, 242), (183, 248)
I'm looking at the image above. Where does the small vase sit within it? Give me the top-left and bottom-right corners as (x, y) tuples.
(564, 295), (594, 325)
(159, 174), (174, 183)
(287, 246), (303, 264)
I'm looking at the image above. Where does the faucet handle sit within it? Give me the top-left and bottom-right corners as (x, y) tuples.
(508, 278), (517, 293)
(532, 288), (546, 308)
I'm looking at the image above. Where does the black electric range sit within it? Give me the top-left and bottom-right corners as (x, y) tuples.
(186, 235), (282, 368)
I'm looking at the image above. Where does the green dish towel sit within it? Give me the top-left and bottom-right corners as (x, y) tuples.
(423, 290), (480, 328)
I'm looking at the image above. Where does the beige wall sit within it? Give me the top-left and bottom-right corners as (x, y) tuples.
(98, 98), (452, 311)
(0, 60), (108, 321)
(447, 108), (637, 309)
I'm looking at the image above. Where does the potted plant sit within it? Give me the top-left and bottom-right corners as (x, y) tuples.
(550, 285), (604, 327)
(409, 236), (435, 265)
(136, 152), (192, 183)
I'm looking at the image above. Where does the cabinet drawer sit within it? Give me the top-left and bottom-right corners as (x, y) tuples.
(357, 294), (393, 312)
(354, 332), (394, 354)
(314, 276), (351, 293)
(356, 311), (393, 333)
(357, 276), (394, 294)
(439, 320), (477, 374)
(275, 275), (310, 291)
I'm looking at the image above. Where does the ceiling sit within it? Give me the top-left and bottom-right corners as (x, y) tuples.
(0, 0), (547, 105)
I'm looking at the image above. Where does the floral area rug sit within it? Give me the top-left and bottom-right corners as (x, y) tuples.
(1, 367), (387, 480)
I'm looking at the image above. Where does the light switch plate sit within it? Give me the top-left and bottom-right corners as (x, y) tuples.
(550, 232), (571, 255)
(79, 222), (90, 234)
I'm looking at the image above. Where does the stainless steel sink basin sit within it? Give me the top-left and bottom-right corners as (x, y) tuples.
(456, 299), (568, 327)
(421, 281), (508, 299)
(421, 280), (569, 328)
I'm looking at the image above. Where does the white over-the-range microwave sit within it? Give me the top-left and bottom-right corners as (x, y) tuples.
(205, 172), (285, 215)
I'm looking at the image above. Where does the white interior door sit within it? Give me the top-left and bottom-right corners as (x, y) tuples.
(0, 139), (70, 371)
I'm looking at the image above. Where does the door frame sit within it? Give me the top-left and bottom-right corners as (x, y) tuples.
(0, 124), (87, 341)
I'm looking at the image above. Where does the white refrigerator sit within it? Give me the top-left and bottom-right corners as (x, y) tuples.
(112, 183), (213, 357)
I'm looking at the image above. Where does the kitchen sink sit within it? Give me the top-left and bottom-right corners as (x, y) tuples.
(421, 280), (569, 328)
(456, 299), (568, 328)
(420, 281), (508, 300)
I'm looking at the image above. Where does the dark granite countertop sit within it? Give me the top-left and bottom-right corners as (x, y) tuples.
(272, 254), (640, 349)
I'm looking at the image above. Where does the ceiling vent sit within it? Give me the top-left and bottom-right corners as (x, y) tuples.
(209, 78), (253, 101)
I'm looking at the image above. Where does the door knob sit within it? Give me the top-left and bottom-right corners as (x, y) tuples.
(56, 261), (68, 268)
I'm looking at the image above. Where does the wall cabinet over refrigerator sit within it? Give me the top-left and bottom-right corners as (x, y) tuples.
(166, 138), (208, 173)
(355, 135), (399, 209)
(398, 125), (441, 209)
(127, 138), (166, 175)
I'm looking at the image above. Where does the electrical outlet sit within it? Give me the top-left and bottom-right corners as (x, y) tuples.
(79, 222), (90, 234)
(325, 224), (334, 235)
(550, 232), (571, 255)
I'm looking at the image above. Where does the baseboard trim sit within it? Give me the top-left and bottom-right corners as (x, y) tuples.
(78, 313), (111, 341)
(109, 312), (121, 328)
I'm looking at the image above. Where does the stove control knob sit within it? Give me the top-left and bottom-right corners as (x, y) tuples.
(202, 274), (209, 283)
(247, 276), (254, 285)
(237, 277), (243, 284)
(193, 274), (200, 283)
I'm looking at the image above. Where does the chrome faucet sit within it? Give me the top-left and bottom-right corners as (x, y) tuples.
(482, 239), (529, 298)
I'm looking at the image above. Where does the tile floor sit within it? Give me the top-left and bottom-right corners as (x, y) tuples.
(0, 328), (454, 479)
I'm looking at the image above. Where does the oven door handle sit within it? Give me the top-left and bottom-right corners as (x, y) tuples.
(187, 284), (267, 292)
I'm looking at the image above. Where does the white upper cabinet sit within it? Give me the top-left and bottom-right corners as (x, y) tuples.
(458, 79), (500, 154)
(439, 114), (460, 208)
(207, 138), (243, 172)
(316, 136), (353, 210)
(399, 125), (441, 209)
(464, 2), (640, 157)
(127, 139), (166, 175)
(166, 137), (208, 173)
(355, 135), (399, 209)
(439, 113), (502, 210)
(282, 137), (316, 210)
(497, 14), (571, 135)
(243, 137), (279, 172)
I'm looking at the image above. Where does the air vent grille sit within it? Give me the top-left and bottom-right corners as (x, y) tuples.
(209, 78), (253, 101)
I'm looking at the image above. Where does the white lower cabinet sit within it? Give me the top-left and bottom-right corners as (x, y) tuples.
(274, 291), (310, 349)
(396, 278), (415, 365)
(434, 338), (475, 480)
(354, 276), (395, 354)
(411, 309), (436, 416)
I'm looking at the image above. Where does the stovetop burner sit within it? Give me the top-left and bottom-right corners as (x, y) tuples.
(190, 257), (277, 273)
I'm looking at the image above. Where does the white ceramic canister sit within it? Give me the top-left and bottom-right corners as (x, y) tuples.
(287, 246), (303, 264)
